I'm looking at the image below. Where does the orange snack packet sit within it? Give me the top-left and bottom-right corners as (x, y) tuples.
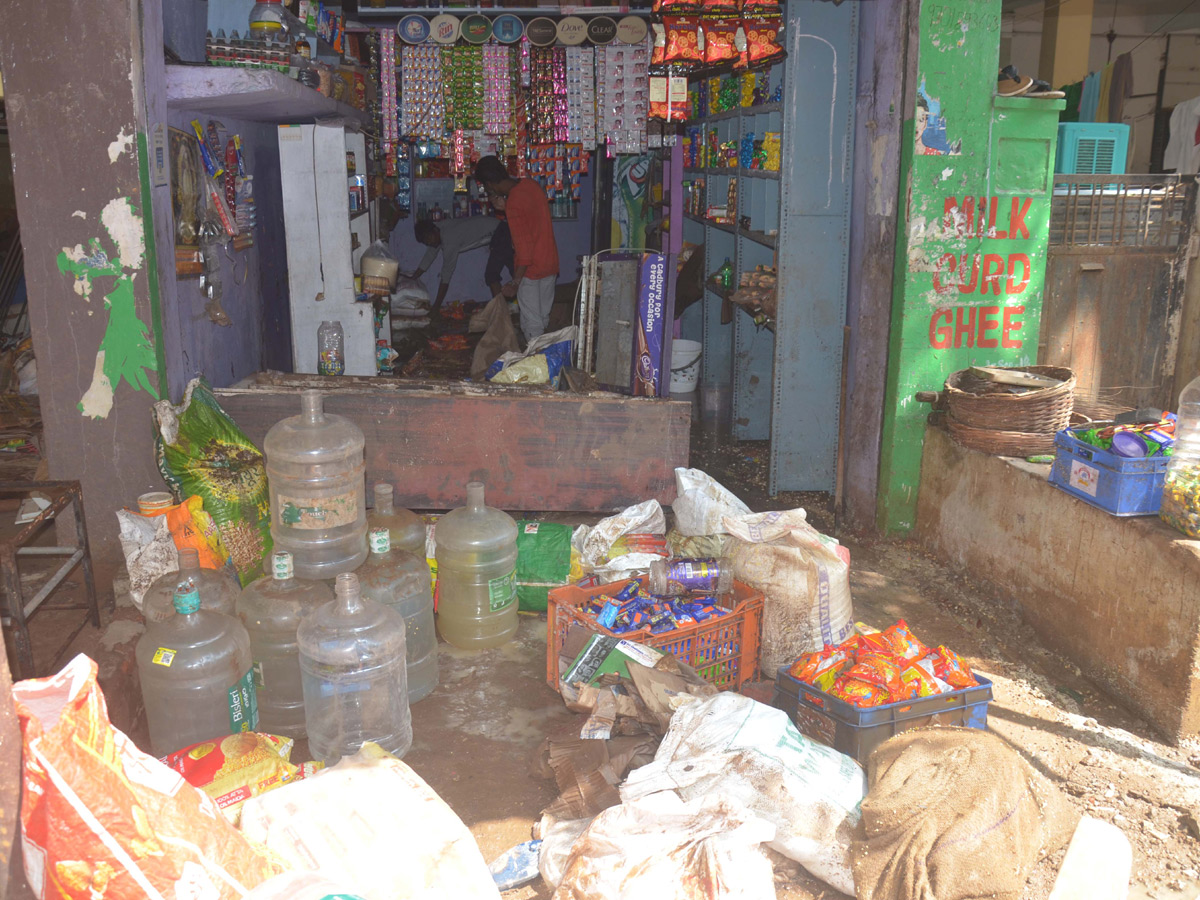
(932, 646), (977, 689)
(843, 652), (906, 695)
(882, 619), (930, 661)
(830, 675), (890, 708)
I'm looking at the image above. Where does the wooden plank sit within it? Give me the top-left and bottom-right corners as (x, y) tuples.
(216, 376), (691, 512)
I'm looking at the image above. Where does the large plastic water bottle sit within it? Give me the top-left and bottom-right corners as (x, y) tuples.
(359, 528), (439, 703)
(1162, 374), (1200, 537)
(298, 572), (411, 764)
(367, 483), (426, 556)
(236, 550), (334, 737)
(142, 547), (240, 624)
(136, 579), (257, 756)
(435, 481), (518, 649)
(264, 390), (367, 580)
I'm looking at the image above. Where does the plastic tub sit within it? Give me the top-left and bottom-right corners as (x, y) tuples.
(669, 340), (702, 393)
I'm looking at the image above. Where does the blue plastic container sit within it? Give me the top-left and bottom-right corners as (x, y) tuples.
(1048, 427), (1169, 516)
(772, 665), (992, 765)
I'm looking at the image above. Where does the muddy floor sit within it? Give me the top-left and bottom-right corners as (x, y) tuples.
(7, 418), (1200, 899)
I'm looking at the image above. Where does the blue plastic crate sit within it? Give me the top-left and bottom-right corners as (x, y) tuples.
(1048, 427), (1168, 516)
(772, 665), (992, 765)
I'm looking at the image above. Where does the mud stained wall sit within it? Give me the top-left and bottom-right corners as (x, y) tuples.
(916, 426), (1200, 743)
(0, 0), (169, 561)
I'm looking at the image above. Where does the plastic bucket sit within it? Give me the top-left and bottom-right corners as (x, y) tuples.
(670, 340), (703, 393)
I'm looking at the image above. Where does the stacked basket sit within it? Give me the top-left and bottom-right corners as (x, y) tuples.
(944, 365), (1076, 457)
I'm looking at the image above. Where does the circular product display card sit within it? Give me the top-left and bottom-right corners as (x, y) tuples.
(587, 16), (617, 45)
(556, 16), (587, 46)
(429, 14), (461, 44)
(616, 15), (649, 44)
(396, 14), (430, 44)
(460, 14), (492, 44)
(525, 17), (559, 47)
(491, 14), (524, 44)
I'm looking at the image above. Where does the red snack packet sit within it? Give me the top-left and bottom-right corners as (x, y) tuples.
(743, 16), (786, 67)
(704, 0), (739, 12)
(830, 675), (890, 708)
(932, 646), (977, 689)
(843, 652), (906, 695)
(842, 632), (893, 658)
(791, 648), (851, 692)
(702, 20), (739, 64)
(739, 0), (781, 12)
(664, 18), (704, 66)
(882, 619), (930, 661)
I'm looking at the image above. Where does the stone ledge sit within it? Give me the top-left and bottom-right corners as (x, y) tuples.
(916, 425), (1200, 743)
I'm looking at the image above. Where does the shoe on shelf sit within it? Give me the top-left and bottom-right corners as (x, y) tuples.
(997, 66), (1033, 97)
(1025, 79), (1066, 99)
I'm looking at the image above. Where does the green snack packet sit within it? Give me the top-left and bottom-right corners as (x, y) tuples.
(515, 520), (572, 612)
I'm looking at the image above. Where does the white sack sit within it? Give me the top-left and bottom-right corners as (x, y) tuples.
(116, 508), (178, 611)
(621, 692), (864, 895)
(574, 499), (667, 569)
(671, 468), (752, 536)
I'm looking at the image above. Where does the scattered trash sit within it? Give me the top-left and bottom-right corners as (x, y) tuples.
(850, 727), (1079, 900)
(488, 839), (542, 891)
(571, 500), (669, 583)
(553, 792), (776, 900)
(14, 654), (279, 898)
(488, 325), (576, 387)
(240, 742), (501, 900)
(621, 692), (865, 895)
(160, 732), (321, 825)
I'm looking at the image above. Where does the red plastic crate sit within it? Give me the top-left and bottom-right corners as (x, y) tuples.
(546, 575), (765, 691)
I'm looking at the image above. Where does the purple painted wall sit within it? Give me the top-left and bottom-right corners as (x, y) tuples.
(841, 0), (915, 531)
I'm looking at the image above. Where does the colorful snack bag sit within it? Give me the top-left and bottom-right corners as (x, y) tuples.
(842, 631), (893, 657)
(742, 17), (786, 68)
(664, 18), (704, 66)
(882, 619), (930, 661)
(843, 653), (906, 696)
(704, 0), (739, 11)
(703, 20), (739, 65)
(932, 646), (978, 689)
(830, 676), (889, 708)
(899, 660), (943, 699)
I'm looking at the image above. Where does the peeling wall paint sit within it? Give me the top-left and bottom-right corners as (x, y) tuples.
(108, 128), (135, 163)
(56, 197), (160, 418)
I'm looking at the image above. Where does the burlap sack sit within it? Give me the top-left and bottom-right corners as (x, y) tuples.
(470, 294), (520, 380)
(850, 727), (1079, 900)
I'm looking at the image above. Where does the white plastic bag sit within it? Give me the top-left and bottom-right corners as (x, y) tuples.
(574, 500), (667, 569)
(239, 743), (500, 900)
(536, 815), (594, 889)
(723, 509), (854, 674)
(552, 792), (776, 900)
(116, 508), (178, 611)
(621, 692), (864, 895)
(671, 468), (751, 536)
(392, 274), (430, 308)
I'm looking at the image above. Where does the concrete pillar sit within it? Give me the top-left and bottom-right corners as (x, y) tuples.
(0, 0), (168, 566)
(1038, 0), (1095, 87)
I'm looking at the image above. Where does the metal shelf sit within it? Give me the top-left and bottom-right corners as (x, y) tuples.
(685, 212), (737, 236)
(165, 65), (370, 126)
(739, 167), (779, 180)
(740, 228), (777, 249)
(685, 102), (783, 127)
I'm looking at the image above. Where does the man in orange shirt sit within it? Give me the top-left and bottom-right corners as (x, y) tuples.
(473, 156), (559, 340)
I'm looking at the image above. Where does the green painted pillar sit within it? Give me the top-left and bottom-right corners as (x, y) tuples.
(877, 0), (1063, 534)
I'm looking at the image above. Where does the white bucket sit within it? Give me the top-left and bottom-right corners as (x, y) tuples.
(669, 340), (703, 393)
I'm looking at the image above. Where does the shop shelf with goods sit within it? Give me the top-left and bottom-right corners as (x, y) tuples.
(679, 0), (858, 491)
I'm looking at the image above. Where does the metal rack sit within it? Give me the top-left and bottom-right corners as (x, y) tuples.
(680, 0), (859, 491)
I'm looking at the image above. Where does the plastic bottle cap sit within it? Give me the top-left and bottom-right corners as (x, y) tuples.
(173, 584), (201, 615)
(272, 551), (294, 580)
(370, 528), (391, 554)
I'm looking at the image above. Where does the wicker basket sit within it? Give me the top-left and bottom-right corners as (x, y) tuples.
(946, 411), (1092, 458)
(944, 365), (1075, 432)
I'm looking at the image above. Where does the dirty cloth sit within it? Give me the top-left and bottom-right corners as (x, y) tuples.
(850, 727), (1079, 900)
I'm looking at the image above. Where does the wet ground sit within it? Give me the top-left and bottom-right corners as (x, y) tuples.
(7, 408), (1200, 899)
